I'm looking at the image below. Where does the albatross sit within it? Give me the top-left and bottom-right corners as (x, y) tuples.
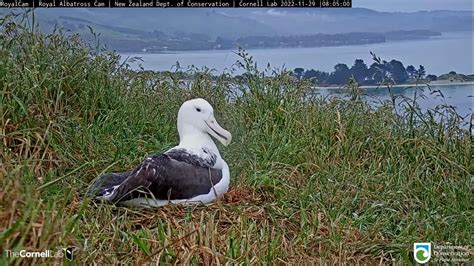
(89, 98), (232, 207)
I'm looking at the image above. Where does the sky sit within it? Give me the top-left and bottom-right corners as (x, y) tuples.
(354, 0), (473, 12)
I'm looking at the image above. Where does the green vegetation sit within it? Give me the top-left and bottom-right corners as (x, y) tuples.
(1, 13), (472, 264)
(294, 57), (473, 86)
(293, 58), (417, 86)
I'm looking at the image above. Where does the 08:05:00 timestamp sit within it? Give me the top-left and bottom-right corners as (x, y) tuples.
(321, 0), (351, 7)
(280, 0), (349, 7)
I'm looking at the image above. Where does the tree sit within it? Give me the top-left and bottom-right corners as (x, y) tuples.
(303, 69), (318, 79)
(314, 70), (331, 85)
(350, 59), (369, 84)
(449, 71), (457, 75)
(416, 65), (426, 79)
(426, 74), (437, 81)
(406, 65), (416, 78)
(317, 71), (331, 85)
(330, 63), (351, 85)
(303, 69), (331, 85)
(302, 70), (331, 85)
(293, 68), (305, 79)
(388, 60), (408, 84)
(368, 62), (388, 84)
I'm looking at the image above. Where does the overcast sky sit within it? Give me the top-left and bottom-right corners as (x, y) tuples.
(354, 0), (473, 12)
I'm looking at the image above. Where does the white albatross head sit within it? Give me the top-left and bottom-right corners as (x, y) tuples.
(177, 98), (232, 146)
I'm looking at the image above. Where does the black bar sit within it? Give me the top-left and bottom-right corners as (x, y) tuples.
(1, 0), (351, 8)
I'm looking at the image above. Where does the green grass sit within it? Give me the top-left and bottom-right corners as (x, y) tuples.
(1, 13), (473, 264)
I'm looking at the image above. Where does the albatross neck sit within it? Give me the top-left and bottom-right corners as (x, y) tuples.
(178, 131), (219, 153)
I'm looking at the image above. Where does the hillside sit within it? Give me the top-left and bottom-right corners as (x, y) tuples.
(30, 8), (473, 37)
(24, 8), (473, 51)
(33, 9), (277, 39)
(13, 7), (466, 52)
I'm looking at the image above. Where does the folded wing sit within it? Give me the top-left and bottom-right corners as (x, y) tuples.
(108, 153), (223, 204)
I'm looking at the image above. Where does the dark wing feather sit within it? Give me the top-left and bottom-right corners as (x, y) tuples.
(87, 172), (130, 197)
(110, 153), (223, 203)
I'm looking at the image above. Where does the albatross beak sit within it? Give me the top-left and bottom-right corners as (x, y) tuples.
(205, 116), (232, 146)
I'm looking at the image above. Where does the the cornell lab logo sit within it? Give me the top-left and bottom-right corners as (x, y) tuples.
(413, 243), (431, 264)
(63, 246), (77, 261)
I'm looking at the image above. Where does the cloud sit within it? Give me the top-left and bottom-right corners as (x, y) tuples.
(355, 0), (473, 12)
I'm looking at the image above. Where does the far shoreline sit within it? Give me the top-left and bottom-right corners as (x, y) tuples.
(118, 32), (461, 55)
(313, 81), (474, 90)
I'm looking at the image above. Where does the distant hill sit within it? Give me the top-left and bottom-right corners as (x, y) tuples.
(224, 8), (473, 35)
(2, 8), (471, 51)
(31, 9), (277, 39)
(30, 8), (473, 37)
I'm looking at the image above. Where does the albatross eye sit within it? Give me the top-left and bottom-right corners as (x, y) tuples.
(195, 107), (201, 112)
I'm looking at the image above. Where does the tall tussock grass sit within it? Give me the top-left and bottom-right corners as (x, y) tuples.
(1, 12), (472, 264)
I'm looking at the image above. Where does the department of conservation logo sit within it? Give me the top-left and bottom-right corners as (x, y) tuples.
(414, 243), (431, 264)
